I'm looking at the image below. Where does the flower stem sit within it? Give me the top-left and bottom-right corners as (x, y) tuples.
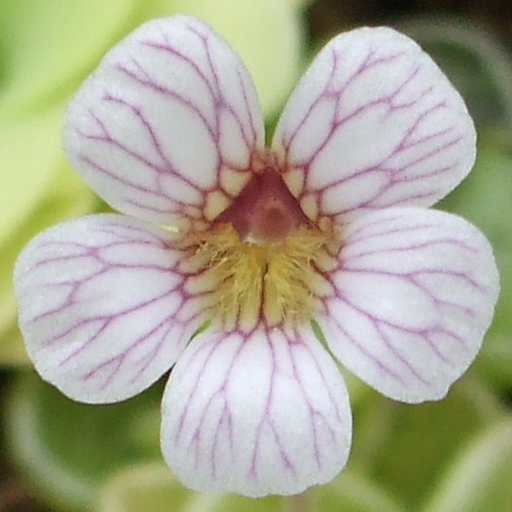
(286, 491), (312, 512)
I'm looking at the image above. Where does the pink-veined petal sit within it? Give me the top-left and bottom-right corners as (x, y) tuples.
(161, 324), (351, 496)
(320, 207), (499, 403)
(272, 27), (476, 224)
(14, 214), (209, 403)
(64, 15), (264, 229)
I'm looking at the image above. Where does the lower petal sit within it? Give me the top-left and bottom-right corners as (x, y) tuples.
(161, 324), (351, 496)
(14, 214), (206, 403)
(321, 207), (499, 403)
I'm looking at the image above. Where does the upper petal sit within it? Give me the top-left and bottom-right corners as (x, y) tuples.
(64, 15), (264, 229)
(319, 207), (499, 403)
(272, 27), (476, 224)
(14, 214), (209, 403)
(161, 324), (351, 496)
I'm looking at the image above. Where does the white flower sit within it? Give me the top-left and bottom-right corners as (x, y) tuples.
(14, 16), (499, 497)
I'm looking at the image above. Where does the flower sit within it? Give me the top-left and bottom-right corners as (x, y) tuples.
(14, 15), (499, 497)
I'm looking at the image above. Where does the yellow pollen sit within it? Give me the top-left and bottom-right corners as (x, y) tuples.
(190, 223), (330, 329)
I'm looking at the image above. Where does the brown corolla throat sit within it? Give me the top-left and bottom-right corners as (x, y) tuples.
(215, 166), (310, 243)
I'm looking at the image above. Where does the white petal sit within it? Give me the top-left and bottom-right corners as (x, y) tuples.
(320, 208), (499, 403)
(64, 15), (264, 228)
(161, 324), (351, 496)
(272, 27), (476, 223)
(14, 214), (208, 403)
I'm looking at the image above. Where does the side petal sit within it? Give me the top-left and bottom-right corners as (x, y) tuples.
(64, 15), (264, 229)
(161, 324), (351, 496)
(320, 208), (499, 403)
(14, 214), (208, 403)
(272, 27), (476, 223)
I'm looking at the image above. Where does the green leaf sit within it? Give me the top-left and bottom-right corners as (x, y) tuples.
(421, 419), (512, 512)
(4, 374), (162, 511)
(399, 17), (512, 129)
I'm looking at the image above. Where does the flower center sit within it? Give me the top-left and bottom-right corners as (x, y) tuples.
(191, 223), (329, 330)
(185, 165), (332, 330)
(215, 166), (310, 243)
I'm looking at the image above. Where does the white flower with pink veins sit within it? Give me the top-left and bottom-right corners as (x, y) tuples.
(14, 15), (499, 497)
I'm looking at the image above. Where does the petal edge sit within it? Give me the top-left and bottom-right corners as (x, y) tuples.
(320, 207), (499, 403)
(273, 27), (476, 224)
(14, 214), (207, 403)
(161, 324), (352, 496)
(64, 15), (265, 228)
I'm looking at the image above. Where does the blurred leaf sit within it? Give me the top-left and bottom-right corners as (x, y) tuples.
(289, 0), (314, 7)
(98, 462), (285, 512)
(0, 160), (96, 365)
(0, 325), (29, 366)
(399, 17), (512, 129)
(4, 373), (162, 511)
(421, 418), (512, 512)
(439, 132), (512, 388)
(0, 107), (63, 245)
(205, 494), (284, 512)
(146, 0), (307, 115)
(351, 379), (503, 508)
(0, 0), (137, 116)
(98, 462), (407, 512)
(317, 470), (406, 512)
(98, 463), (194, 512)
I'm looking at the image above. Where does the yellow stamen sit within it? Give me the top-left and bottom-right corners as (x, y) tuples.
(190, 223), (330, 329)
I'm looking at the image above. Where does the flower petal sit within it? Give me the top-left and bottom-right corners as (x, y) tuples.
(272, 27), (476, 223)
(320, 207), (499, 403)
(161, 324), (351, 496)
(64, 15), (264, 229)
(14, 214), (207, 403)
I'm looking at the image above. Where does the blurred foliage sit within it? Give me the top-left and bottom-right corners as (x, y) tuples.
(420, 419), (512, 512)
(4, 374), (162, 511)
(97, 463), (286, 512)
(0, 0), (135, 119)
(399, 17), (512, 130)
(97, 462), (408, 512)
(351, 378), (503, 508)
(0, 108), (62, 244)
